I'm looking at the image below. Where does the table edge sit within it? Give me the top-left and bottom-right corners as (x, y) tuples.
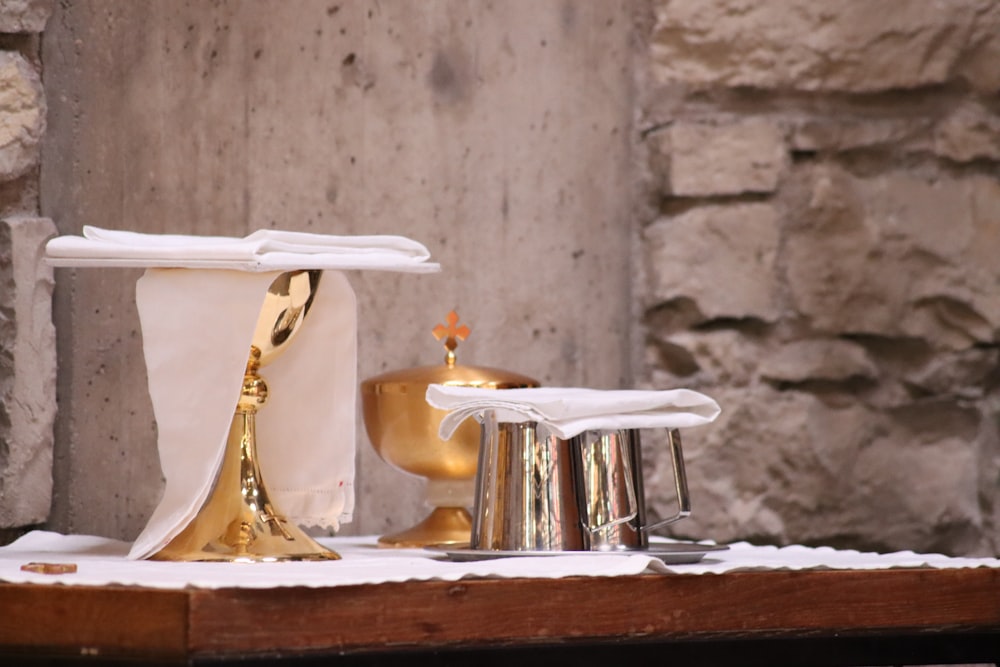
(1, 567), (998, 660)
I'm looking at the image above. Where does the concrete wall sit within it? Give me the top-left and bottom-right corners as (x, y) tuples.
(638, 0), (1000, 556)
(39, 1), (637, 540)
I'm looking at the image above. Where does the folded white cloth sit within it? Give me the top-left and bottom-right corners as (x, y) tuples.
(426, 385), (721, 440)
(45, 226), (440, 273)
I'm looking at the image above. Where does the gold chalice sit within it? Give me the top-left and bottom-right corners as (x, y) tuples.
(152, 270), (340, 562)
(361, 311), (538, 547)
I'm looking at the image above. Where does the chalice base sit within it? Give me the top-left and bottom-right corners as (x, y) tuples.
(150, 412), (341, 562)
(151, 516), (340, 562)
(377, 506), (473, 548)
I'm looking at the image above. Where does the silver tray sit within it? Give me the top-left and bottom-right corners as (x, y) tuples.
(426, 542), (728, 565)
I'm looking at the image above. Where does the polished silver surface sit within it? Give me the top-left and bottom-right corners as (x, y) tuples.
(573, 429), (645, 551)
(471, 412), (694, 553)
(572, 428), (691, 552)
(471, 413), (584, 551)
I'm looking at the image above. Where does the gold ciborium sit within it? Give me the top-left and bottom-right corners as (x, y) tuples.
(152, 270), (340, 562)
(361, 311), (538, 547)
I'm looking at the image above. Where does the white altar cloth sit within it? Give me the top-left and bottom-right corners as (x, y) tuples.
(2, 532), (998, 590)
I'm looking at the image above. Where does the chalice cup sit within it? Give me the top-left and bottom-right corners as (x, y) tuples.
(152, 270), (340, 561)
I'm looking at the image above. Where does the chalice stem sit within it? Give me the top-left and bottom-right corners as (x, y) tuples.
(235, 409), (293, 543)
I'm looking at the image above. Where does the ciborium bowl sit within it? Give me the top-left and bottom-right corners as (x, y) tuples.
(361, 311), (537, 547)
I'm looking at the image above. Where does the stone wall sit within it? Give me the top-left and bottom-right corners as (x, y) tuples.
(639, 0), (1000, 556)
(0, 0), (55, 541)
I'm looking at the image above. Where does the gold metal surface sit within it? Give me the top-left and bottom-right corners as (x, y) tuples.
(361, 311), (538, 547)
(432, 309), (469, 368)
(376, 507), (474, 548)
(152, 270), (340, 562)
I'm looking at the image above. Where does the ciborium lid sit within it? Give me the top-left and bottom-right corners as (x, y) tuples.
(360, 310), (538, 393)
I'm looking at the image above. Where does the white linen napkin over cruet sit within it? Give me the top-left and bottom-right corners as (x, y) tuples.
(45, 226), (440, 560)
(426, 385), (722, 440)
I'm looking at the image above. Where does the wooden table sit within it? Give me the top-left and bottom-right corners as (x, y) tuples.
(2, 567), (999, 665)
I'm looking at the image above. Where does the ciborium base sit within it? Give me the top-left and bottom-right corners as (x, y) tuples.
(377, 507), (473, 548)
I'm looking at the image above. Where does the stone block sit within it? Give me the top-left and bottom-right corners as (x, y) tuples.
(759, 339), (877, 385)
(848, 431), (982, 554)
(646, 329), (766, 388)
(664, 119), (787, 196)
(643, 203), (781, 322)
(0, 0), (51, 33)
(0, 216), (56, 528)
(933, 101), (1000, 163)
(903, 347), (999, 399)
(0, 52), (45, 181)
(785, 165), (1000, 349)
(789, 118), (932, 154)
(652, 0), (1000, 92)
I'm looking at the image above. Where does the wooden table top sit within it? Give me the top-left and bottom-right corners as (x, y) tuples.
(3, 566), (1000, 664)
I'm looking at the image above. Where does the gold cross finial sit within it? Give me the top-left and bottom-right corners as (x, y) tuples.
(432, 310), (470, 367)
